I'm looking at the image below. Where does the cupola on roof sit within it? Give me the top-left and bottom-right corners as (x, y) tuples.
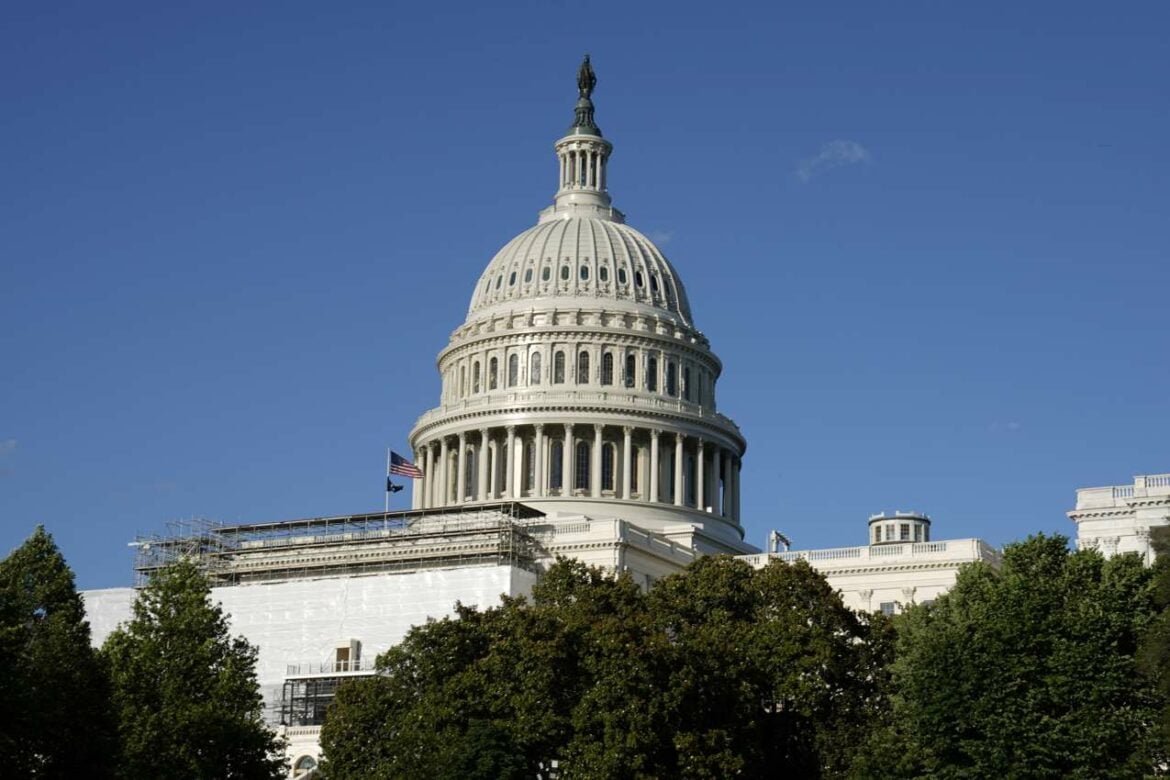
(466, 56), (693, 326)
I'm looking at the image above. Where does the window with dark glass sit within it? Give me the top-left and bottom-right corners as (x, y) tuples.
(624, 354), (636, 388)
(647, 356), (658, 391)
(577, 351), (590, 385)
(489, 357), (498, 390)
(618, 268), (628, 285)
(507, 354), (519, 387)
(524, 441), (535, 492)
(683, 367), (691, 401)
(900, 524), (911, 541)
(880, 602), (896, 616)
(602, 444), (615, 491)
(666, 360), (677, 397)
(599, 266), (609, 282)
(630, 448), (639, 492)
(524, 268), (533, 283)
(530, 352), (542, 385)
(553, 351), (565, 384)
(575, 442), (590, 490)
(560, 265), (570, 280)
(550, 442), (563, 490)
(542, 266), (551, 281)
(473, 361), (481, 393)
(601, 353), (613, 385)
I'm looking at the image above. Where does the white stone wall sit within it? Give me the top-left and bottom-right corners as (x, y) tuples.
(1069, 473), (1170, 562)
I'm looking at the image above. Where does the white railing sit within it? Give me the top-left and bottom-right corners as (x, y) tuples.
(744, 539), (999, 568)
(414, 390), (742, 434)
(1113, 486), (1134, 498)
(1147, 474), (1170, 488)
(285, 660), (378, 676)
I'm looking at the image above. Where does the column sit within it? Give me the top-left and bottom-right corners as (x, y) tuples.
(456, 432), (467, 503)
(559, 155), (566, 188)
(424, 444), (436, 508)
(504, 425), (516, 499)
(621, 426), (633, 500)
(706, 449), (716, 514)
(649, 429), (660, 503)
(534, 424), (545, 498)
(411, 449), (422, 510)
(591, 424), (603, 498)
(438, 437), (449, 507)
(477, 430), (489, 502)
(731, 456), (740, 521)
(489, 439), (499, 499)
(564, 423), (574, 493)
(674, 434), (685, 506)
(696, 439), (705, 511)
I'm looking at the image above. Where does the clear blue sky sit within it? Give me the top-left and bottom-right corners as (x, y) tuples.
(2, 2), (1167, 588)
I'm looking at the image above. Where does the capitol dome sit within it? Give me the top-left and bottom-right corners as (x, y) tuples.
(468, 217), (694, 325)
(409, 57), (750, 556)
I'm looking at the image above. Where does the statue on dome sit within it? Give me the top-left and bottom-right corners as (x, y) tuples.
(577, 55), (596, 99)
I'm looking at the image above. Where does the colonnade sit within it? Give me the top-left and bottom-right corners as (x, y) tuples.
(559, 145), (607, 192)
(412, 423), (741, 522)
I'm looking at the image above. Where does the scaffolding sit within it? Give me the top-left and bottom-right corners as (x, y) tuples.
(132, 502), (547, 587)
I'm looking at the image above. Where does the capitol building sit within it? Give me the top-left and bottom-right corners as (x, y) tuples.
(79, 59), (1169, 776)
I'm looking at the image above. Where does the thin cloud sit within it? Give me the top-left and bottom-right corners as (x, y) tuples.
(0, 439), (15, 455)
(649, 230), (674, 245)
(990, 421), (1023, 433)
(796, 140), (871, 182)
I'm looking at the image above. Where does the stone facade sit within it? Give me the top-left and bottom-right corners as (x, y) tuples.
(1068, 473), (1170, 563)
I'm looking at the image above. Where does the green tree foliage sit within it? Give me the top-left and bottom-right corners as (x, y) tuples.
(102, 559), (286, 780)
(0, 526), (115, 778)
(1138, 525), (1170, 754)
(856, 534), (1161, 779)
(320, 556), (888, 778)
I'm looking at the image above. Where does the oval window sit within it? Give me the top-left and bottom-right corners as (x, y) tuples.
(635, 271), (644, 288)
(509, 271), (517, 286)
(651, 275), (660, 293)
(618, 268), (627, 285)
(580, 265), (589, 280)
(495, 275), (503, 290)
(524, 268), (533, 283)
(561, 265), (570, 281)
(599, 266), (609, 282)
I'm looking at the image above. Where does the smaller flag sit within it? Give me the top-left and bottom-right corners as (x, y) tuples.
(386, 478), (404, 493)
(389, 451), (424, 479)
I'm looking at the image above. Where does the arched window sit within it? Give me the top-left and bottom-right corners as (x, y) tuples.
(602, 443), (615, 491)
(507, 354), (519, 387)
(489, 357), (498, 390)
(473, 361), (481, 393)
(577, 351), (590, 385)
(509, 271), (516, 286)
(524, 441), (535, 492)
(560, 265), (570, 281)
(524, 268), (533, 283)
(575, 441), (590, 491)
(666, 360), (677, 397)
(599, 265), (609, 282)
(683, 367), (691, 401)
(630, 448), (639, 493)
(553, 351), (565, 384)
(459, 365), (466, 397)
(550, 441), (564, 490)
(618, 267), (628, 285)
(647, 355), (658, 392)
(530, 352), (542, 385)
(601, 353), (614, 386)
(624, 354), (636, 388)
(580, 265), (589, 280)
(542, 266), (551, 282)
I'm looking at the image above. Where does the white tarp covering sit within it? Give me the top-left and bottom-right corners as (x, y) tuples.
(81, 564), (537, 708)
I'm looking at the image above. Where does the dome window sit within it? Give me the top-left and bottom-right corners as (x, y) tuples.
(634, 271), (644, 288)
(647, 355), (658, 392)
(624, 354), (636, 388)
(560, 265), (570, 281)
(509, 271), (517, 286)
(553, 351), (566, 384)
(666, 359), (677, 397)
(601, 353), (614, 386)
(580, 265), (589, 281)
(651, 275), (660, 293)
(495, 275), (503, 290)
(599, 266), (609, 282)
(488, 357), (498, 390)
(524, 268), (533, 283)
(577, 351), (590, 385)
(507, 354), (519, 387)
(530, 352), (542, 385)
(618, 268), (628, 285)
(472, 361), (481, 393)
(542, 266), (551, 282)
(575, 441), (591, 491)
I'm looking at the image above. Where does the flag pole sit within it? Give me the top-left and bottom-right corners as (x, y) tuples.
(385, 448), (391, 514)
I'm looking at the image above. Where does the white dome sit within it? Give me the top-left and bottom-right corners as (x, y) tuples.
(467, 216), (693, 325)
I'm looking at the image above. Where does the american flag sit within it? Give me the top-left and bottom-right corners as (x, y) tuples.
(389, 451), (424, 479)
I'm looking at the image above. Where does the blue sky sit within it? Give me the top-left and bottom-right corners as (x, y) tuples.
(2, 2), (1167, 588)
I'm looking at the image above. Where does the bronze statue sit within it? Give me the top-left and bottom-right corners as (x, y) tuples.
(577, 55), (596, 99)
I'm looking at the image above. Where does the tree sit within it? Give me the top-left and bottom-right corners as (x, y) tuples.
(0, 526), (115, 778)
(1137, 525), (1170, 758)
(861, 534), (1162, 779)
(102, 559), (286, 780)
(321, 556), (887, 778)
